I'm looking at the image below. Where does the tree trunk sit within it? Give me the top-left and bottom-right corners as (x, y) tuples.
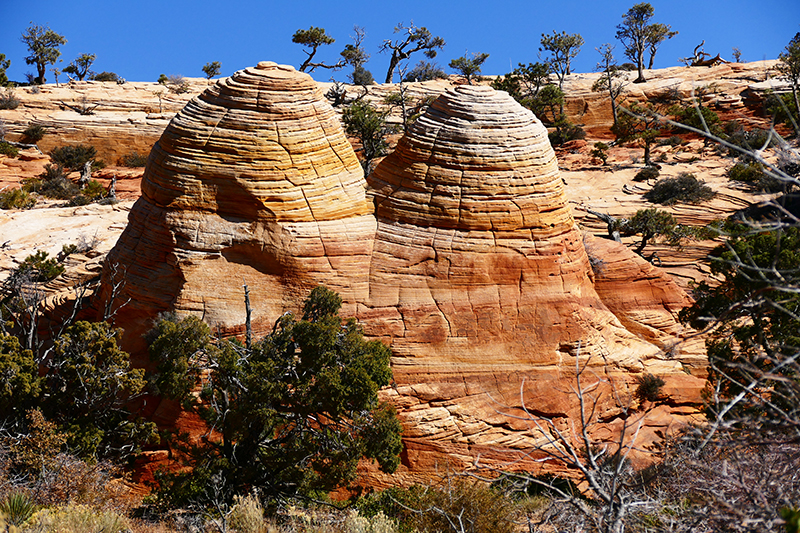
(607, 74), (618, 128)
(643, 141), (652, 166)
(634, 51), (646, 83)
(385, 54), (400, 84)
(792, 84), (800, 136)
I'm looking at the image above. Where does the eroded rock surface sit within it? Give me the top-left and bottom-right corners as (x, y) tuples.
(361, 85), (704, 483)
(101, 67), (705, 485)
(103, 62), (374, 352)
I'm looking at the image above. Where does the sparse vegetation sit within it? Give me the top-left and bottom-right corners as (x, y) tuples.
(119, 151), (148, 167)
(89, 71), (120, 82)
(0, 87), (20, 110)
(449, 51), (489, 84)
(0, 188), (36, 209)
(22, 123), (46, 143)
(63, 53), (96, 81)
(615, 2), (676, 83)
(342, 100), (394, 174)
(403, 60), (447, 82)
(591, 141), (610, 165)
(49, 145), (99, 172)
(201, 60), (221, 80)
(0, 53), (10, 87)
(635, 373), (665, 401)
(20, 24), (67, 84)
(644, 172), (716, 204)
(0, 140), (19, 158)
(380, 22), (445, 83)
(633, 165), (659, 181)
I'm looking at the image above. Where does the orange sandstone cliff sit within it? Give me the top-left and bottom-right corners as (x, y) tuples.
(101, 63), (705, 483)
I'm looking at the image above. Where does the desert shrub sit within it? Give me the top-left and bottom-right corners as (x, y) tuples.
(644, 173), (716, 205)
(351, 65), (375, 86)
(11, 251), (64, 283)
(229, 493), (267, 533)
(729, 161), (787, 192)
(68, 180), (107, 206)
(403, 61), (447, 82)
(22, 123), (46, 143)
(548, 116), (586, 146)
(37, 175), (80, 200)
(49, 145), (98, 172)
(119, 151), (148, 167)
(0, 141), (19, 158)
(164, 74), (190, 94)
(362, 480), (519, 533)
(670, 101), (722, 135)
(0, 87), (19, 110)
(590, 142), (609, 165)
(341, 510), (398, 533)
(89, 71), (119, 82)
(26, 504), (130, 533)
(635, 373), (665, 402)
(658, 135), (683, 146)
(0, 492), (38, 526)
(0, 188), (36, 209)
(633, 166), (660, 182)
(724, 124), (775, 154)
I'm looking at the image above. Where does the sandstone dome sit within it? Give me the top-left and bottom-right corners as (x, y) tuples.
(104, 62), (375, 345)
(360, 85), (703, 483)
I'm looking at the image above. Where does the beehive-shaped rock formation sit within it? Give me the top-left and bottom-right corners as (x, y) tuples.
(362, 86), (702, 481)
(104, 62), (375, 347)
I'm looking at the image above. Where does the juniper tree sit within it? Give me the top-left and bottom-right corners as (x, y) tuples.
(615, 3), (676, 83)
(380, 22), (445, 83)
(20, 24), (67, 84)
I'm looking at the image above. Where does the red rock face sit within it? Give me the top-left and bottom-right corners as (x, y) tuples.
(102, 68), (705, 484)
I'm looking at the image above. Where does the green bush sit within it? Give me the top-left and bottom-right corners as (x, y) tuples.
(0, 141), (19, 158)
(549, 116), (586, 146)
(591, 142), (609, 165)
(68, 180), (107, 206)
(30, 164), (79, 199)
(403, 60), (447, 82)
(658, 135), (683, 146)
(119, 151), (148, 167)
(670, 102), (722, 135)
(634, 166), (660, 182)
(351, 65), (375, 86)
(724, 123), (775, 154)
(90, 71), (119, 82)
(0, 188), (36, 209)
(12, 251), (64, 283)
(22, 123), (46, 143)
(50, 145), (98, 171)
(728, 161), (786, 192)
(644, 173), (716, 205)
(635, 373), (666, 402)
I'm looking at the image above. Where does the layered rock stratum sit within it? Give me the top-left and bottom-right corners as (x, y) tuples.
(362, 85), (703, 482)
(103, 62), (375, 354)
(94, 65), (706, 483)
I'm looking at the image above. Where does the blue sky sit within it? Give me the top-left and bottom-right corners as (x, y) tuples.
(1, 0), (798, 84)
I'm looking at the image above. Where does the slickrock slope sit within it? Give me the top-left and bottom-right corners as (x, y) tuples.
(362, 85), (704, 482)
(103, 62), (375, 352)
